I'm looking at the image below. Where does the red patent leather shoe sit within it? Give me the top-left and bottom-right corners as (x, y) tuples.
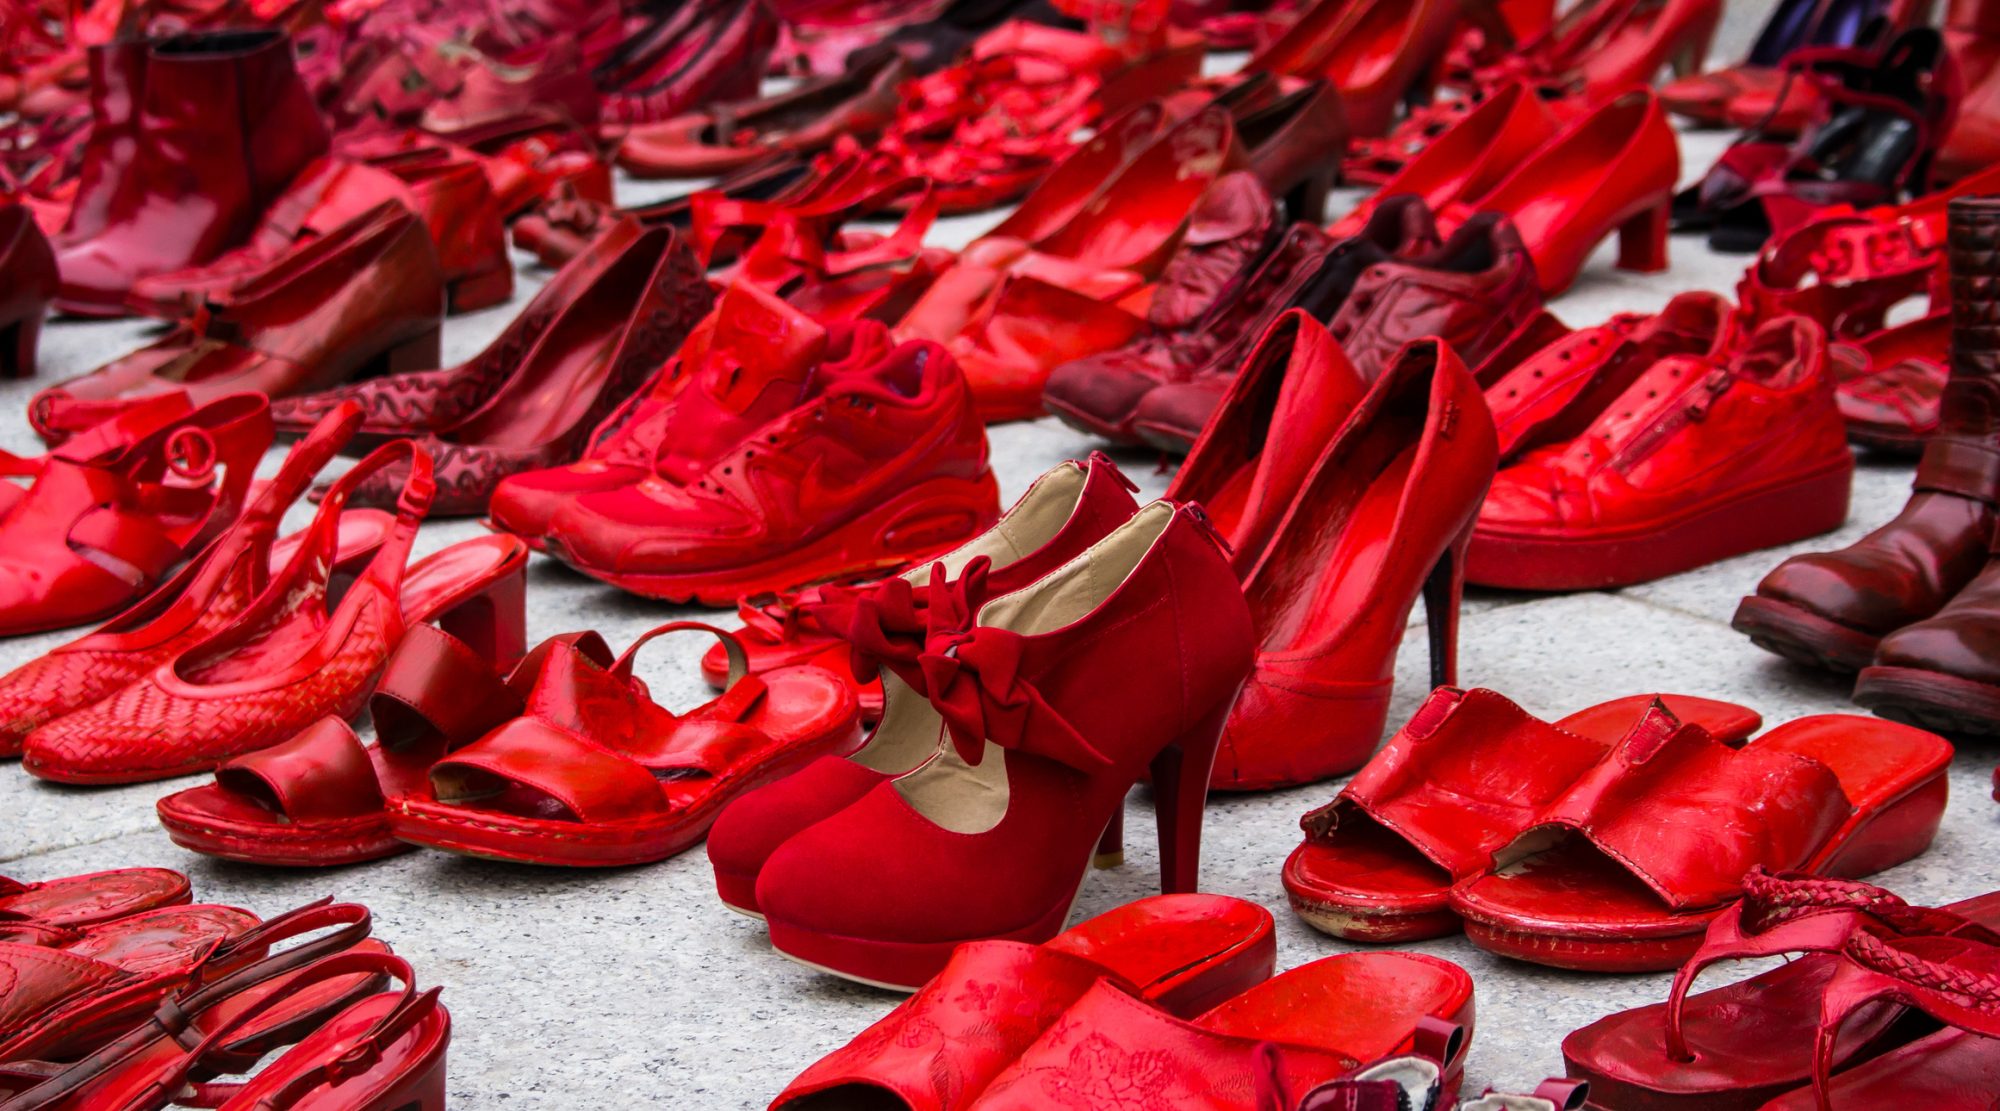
(1481, 0), (1721, 100)
(0, 393), (269, 639)
(129, 142), (512, 319)
(545, 297), (1001, 605)
(0, 204), (56, 377)
(20, 444), (531, 786)
(1469, 316), (1853, 591)
(31, 200), (446, 445)
(1132, 207), (1541, 454)
(770, 895), (1276, 1109)
(964, 952), (1475, 1110)
(705, 460), (1140, 912)
(1448, 708), (1952, 972)
(754, 500), (1254, 989)
(51, 30), (329, 318)
(1450, 89), (1678, 295)
(0, 868), (191, 931)
(1329, 81), (1561, 239)
(0, 406), (391, 758)
(1831, 311), (1949, 451)
(699, 452), (1139, 734)
(307, 225), (711, 518)
(1563, 869), (2000, 1110)
(1283, 689), (1763, 944)
(1247, 0), (1462, 138)
(617, 54), (907, 179)
(598, 0), (780, 129)
(1211, 338), (1497, 790)
(389, 623), (863, 866)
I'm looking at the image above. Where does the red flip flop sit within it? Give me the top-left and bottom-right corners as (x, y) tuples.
(156, 623), (551, 867)
(1447, 706), (1952, 972)
(1563, 869), (2000, 1111)
(964, 952), (1477, 1111)
(0, 904), (259, 1063)
(389, 622), (864, 866)
(1283, 688), (1763, 943)
(0, 870), (191, 932)
(772, 894), (1277, 1110)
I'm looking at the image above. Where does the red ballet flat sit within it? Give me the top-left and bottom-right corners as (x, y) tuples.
(1448, 708), (1953, 972)
(0, 904), (261, 1063)
(770, 895), (1277, 1110)
(1283, 688), (1763, 944)
(1564, 869), (2000, 1110)
(0, 405), (391, 757)
(697, 452), (1139, 730)
(155, 623), (541, 867)
(20, 441), (530, 786)
(0, 392), (269, 639)
(388, 623), (862, 867)
(0, 869), (190, 933)
(963, 952), (1476, 1110)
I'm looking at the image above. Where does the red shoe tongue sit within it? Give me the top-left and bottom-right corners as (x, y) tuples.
(655, 284), (828, 484)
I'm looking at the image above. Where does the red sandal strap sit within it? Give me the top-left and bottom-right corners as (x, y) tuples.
(1812, 935), (2000, 1109)
(214, 718), (384, 824)
(369, 623), (522, 752)
(430, 718), (677, 823)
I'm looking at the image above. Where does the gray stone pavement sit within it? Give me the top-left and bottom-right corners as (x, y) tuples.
(7, 45), (1989, 1108)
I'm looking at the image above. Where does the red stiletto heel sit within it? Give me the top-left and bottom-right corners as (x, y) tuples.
(1151, 697), (1233, 895)
(1422, 523), (1475, 689)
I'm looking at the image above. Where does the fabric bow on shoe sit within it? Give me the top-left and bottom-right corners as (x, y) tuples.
(918, 622), (1110, 773)
(808, 555), (995, 689)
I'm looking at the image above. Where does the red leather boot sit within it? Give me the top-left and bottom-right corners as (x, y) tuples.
(53, 30), (330, 317)
(1738, 196), (2000, 675)
(1211, 339), (1498, 790)
(0, 205), (57, 378)
(755, 499), (1256, 988)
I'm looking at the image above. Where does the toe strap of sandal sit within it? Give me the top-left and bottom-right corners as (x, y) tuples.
(1810, 935), (2000, 1110)
(214, 718), (385, 824)
(369, 623), (525, 752)
(430, 719), (678, 824)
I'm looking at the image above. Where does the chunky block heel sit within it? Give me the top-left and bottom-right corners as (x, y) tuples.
(364, 325), (443, 378)
(446, 264), (515, 315)
(0, 315), (41, 379)
(434, 558), (529, 667)
(1616, 198), (1673, 273)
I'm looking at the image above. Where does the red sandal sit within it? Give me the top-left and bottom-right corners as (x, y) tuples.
(1447, 707), (1953, 972)
(1563, 868), (2000, 1110)
(389, 623), (864, 867)
(20, 439), (530, 786)
(0, 870), (190, 932)
(1282, 688), (1763, 944)
(0, 404), (392, 758)
(770, 894), (1276, 1110)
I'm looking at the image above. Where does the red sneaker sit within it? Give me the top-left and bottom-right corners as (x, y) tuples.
(544, 291), (1000, 604)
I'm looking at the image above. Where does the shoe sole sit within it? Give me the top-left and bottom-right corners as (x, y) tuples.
(1854, 665), (2000, 736)
(1042, 393), (1143, 445)
(1284, 889), (1464, 944)
(1729, 595), (1881, 674)
(1467, 460), (1853, 590)
(156, 806), (413, 869)
(545, 473), (1001, 606)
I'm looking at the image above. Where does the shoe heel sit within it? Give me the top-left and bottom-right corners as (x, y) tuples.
(1150, 698), (1234, 894)
(1094, 806), (1124, 869)
(436, 560), (528, 666)
(1401, 57), (1442, 113)
(0, 314), (40, 379)
(377, 1050), (448, 1111)
(1615, 199), (1672, 274)
(1421, 523), (1473, 688)
(447, 265), (515, 315)
(1283, 164), (1338, 225)
(362, 325), (443, 379)
(1816, 768), (1949, 879)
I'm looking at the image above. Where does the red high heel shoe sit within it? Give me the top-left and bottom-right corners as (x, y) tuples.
(1450, 89), (1678, 295)
(1211, 339), (1497, 791)
(1659, 0), (1918, 133)
(754, 500), (1254, 989)
(771, 895), (1277, 1110)
(31, 200), (446, 445)
(1247, 0), (1462, 137)
(698, 452), (1140, 730)
(705, 458), (1141, 913)
(1484, 0), (1721, 100)
(0, 405), (392, 758)
(307, 225), (711, 518)
(1329, 81), (1561, 238)
(0, 204), (56, 377)
(19, 443), (531, 786)
(616, 54), (907, 178)
(0, 393), (270, 639)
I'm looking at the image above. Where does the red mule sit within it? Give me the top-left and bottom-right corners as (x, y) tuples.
(1212, 339), (1498, 790)
(1564, 869), (2000, 1110)
(389, 623), (864, 867)
(770, 895), (1276, 1110)
(1283, 688), (1763, 943)
(755, 501), (1255, 990)
(964, 952), (1476, 1110)
(1449, 708), (1954, 972)
(0, 405), (390, 757)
